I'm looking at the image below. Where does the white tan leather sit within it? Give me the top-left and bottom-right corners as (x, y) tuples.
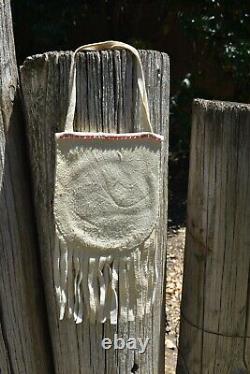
(53, 41), (162, 325)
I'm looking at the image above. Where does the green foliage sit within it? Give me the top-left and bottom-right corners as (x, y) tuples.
(176, 0), (250, 100)
(12, 0), (168, 62)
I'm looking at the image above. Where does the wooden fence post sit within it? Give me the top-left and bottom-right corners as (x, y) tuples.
(177, 99), (250, 373)
(20, 49), (169, 373)
(0, 0), (53, 372)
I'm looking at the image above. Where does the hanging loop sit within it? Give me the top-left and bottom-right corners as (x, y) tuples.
(65, 41), (153, 132)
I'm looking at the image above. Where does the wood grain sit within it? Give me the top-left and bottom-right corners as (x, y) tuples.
(20, 49), (169, 374)
(177, 99), (250, 373)
(0, 0), (53, 373)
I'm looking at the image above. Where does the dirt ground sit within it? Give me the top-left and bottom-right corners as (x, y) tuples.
(165, 227), (186, 373)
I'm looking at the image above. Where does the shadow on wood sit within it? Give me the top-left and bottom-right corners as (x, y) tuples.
(0, 0), (54, 372)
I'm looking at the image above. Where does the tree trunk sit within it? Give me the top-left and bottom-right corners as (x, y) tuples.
(20, 49), (169, 373)
(177, 99), (250, 373)
(0, 0), (53, 373)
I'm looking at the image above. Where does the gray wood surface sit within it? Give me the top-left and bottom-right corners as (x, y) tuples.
(0, 0), (53, 373)
(177, 99), (250, 373)
(20, 49), (169, 373)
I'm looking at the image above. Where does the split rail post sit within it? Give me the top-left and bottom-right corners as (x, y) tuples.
(0, 0), (53, 372)
(20, 48), (169, 373)
(177, 99), (250, 373)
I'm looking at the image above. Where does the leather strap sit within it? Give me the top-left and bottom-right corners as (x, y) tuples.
(65, 41), (153, 132)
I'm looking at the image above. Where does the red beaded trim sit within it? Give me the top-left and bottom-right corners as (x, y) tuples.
(56, 132), (163, 143)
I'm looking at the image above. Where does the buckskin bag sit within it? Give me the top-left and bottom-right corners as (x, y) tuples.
(53, 41), (163, 325)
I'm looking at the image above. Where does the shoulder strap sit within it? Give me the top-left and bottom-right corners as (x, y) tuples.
(65, 41), (153, 132)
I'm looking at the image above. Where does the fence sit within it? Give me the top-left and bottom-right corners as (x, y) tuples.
(177, 99), (250, 373)
(2, 1), (250, 373)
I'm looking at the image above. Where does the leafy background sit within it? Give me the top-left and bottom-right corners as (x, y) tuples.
(12, 0), (250, 226)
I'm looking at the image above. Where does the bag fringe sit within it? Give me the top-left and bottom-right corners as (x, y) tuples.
(54, 234), (157, 325)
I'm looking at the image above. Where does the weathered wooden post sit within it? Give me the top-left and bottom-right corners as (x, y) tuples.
(20, 48), (169, 373)
(177, 99), (250, 373)
(0, 0), (53, 372)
